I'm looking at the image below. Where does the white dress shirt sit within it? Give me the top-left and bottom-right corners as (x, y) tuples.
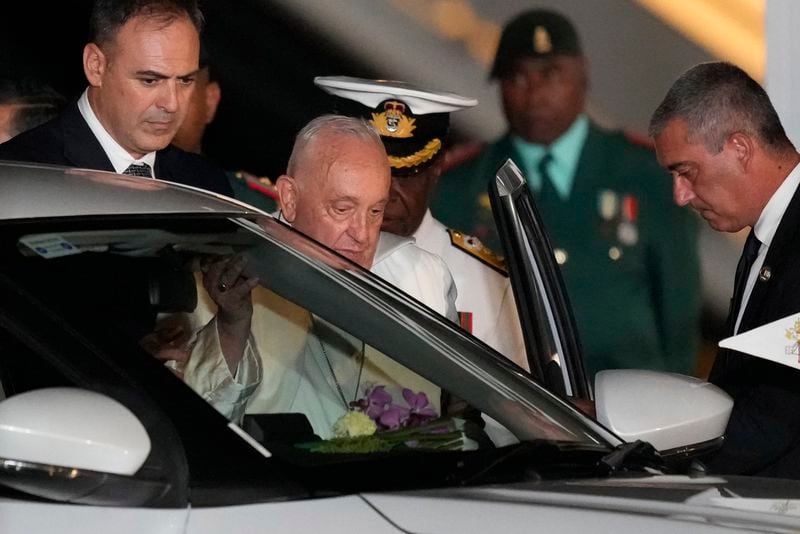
(736, 161), (800, 333)
(77, 89), (156, 175)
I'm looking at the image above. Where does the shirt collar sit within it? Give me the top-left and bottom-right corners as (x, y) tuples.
(753, 161), (800, 247)
(77, 89), (156, 175)
(511, 114), (589, 199)
(413, 210), (436, 238)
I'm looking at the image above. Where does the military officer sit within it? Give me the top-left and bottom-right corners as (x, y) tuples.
(430, 9), (701, 377)
(314, 76), (527, 370)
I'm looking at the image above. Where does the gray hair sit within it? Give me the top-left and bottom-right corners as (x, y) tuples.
(649, 62), (793, 155)
(287, 114), (384, 175)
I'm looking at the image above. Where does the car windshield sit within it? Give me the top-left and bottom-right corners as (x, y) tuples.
(0, 211), (619, 498)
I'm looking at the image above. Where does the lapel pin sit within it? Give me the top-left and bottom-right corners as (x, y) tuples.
(759, 266), (772, 282)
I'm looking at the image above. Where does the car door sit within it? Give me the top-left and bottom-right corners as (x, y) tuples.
(490, 158), (591, 401)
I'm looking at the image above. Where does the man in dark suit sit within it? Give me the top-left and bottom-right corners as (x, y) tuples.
(651, 61), (800, 479)
(0, 0), (231, 196)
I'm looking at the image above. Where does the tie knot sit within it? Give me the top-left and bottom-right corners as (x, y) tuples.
(123, 162), (152, 178)
(537, 153), (553, 176)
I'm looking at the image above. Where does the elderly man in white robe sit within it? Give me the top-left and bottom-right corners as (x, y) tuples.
(181, 115), (458, 437)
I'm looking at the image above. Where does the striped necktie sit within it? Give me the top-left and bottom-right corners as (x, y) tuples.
(123, 162), (153, 178)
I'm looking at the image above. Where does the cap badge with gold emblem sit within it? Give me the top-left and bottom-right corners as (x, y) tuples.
(533, 25), (552, 54)
(371, 100), (416, 138)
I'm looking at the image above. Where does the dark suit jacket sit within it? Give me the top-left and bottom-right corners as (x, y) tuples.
(708, 180), (800, 479)
(0, 100), (232, 196)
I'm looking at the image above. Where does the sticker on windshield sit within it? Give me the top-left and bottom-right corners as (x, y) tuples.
(19, 234), (81, 259)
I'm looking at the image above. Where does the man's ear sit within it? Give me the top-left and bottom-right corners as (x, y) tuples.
(728, 132), (754, 170)
(83, 43), (107, 87)
(204, 81), (222, 125)
(275, 175), (298, 222)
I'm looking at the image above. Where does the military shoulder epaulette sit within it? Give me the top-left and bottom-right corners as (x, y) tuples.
(447, 229), (507, 276)
(440, 140), (486, 173)
(232, 170), (278, 199)
(623, 130), (655, 151)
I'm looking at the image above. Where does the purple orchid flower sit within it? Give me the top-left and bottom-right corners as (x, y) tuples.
(401, 388), (437, 425)
(352, 385), (441, 431)
(378, 404), (410, 430)
(364, 385), (393, 420)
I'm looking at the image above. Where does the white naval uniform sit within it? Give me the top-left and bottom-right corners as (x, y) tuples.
(413, 210), (527, 370)
(371, 231), (458, 322)
(183, 230), (457, 427)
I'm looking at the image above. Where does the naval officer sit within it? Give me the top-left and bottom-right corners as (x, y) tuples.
(315, 76), (527, 370)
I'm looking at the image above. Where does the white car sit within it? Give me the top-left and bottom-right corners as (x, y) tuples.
(0, 161), (798, 533)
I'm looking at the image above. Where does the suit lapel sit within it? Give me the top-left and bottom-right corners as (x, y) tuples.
(739, 181), (800, 332)
(571, 124), (607, 198)
(153, 145), (172, 181)
(60, 102), (115, 172)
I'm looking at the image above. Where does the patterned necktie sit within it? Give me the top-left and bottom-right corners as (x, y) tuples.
(731, 229), (762, 319)
(537, 153), (557, 204)
(123, 162), (153, 178)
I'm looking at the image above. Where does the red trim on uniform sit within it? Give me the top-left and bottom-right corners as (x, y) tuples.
(458, 311), (473, 333)
(623, 130), (655, 150)
(441, 141), (486, 173)
(622, 195), (638, 222)
(243, 176), (279, 199)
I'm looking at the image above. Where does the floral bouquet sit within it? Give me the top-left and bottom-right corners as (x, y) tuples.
(295, 385), (463, 454)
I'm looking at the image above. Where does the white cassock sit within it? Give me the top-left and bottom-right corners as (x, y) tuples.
(413, 210), (527, 370)
(182, 232), (457, 436)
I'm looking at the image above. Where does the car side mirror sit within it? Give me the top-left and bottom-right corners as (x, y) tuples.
(0, 387), (164, 505)
(594, 370), (733, 456)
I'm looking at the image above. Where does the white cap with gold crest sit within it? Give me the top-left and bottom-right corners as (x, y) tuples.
(314, 76), (477, 176)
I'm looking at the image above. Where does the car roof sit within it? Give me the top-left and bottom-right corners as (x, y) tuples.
(0, 161), (262, 221)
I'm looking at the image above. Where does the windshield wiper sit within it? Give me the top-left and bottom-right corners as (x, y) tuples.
(598, 440), (667, 475)
(455, 440), (644, 487)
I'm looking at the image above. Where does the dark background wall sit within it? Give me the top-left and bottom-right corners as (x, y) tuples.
(0, 0), (376, 179)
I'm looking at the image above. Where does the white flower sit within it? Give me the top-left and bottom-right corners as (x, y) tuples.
(332, 411), (377, 438)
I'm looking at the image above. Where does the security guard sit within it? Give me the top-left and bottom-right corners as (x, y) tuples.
(431, 9), (701, 377)
(314, 76), (527, 370)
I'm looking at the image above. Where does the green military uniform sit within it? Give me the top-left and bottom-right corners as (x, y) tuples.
(432, 121), (701, 377)
(227, 170), (277, 213)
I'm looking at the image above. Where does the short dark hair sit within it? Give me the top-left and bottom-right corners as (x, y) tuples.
(89, 0), (204, 48)
(649, 61), (793, 154)
(0, 79), (66, 137)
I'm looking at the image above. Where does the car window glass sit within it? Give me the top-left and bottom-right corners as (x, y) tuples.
(0, 268), (192, 507)
(2, 215), (618, 499)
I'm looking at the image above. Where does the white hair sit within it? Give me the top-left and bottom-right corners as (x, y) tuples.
(286, 114), (383, 175)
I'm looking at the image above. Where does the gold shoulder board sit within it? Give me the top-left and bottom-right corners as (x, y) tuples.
(447, 229), (507, 276)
